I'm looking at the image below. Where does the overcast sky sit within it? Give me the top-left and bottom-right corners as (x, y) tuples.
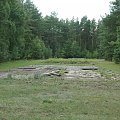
(31, 0), (115, 21)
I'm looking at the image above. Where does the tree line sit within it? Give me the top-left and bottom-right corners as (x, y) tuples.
(97, 0), (120, 63)
(0, 0), (120, 63)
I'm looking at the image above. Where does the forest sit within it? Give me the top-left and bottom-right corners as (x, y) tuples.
(0, 0), (120, 63)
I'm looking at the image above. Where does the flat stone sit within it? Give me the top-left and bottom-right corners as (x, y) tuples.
(18, 67), (37, 70)
(81, 66), (98, 70)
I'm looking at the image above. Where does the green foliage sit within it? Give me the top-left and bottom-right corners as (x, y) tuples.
(63, 40), (73, 58)
(92, 50), (99, 58)
(97, 0), (120, 63)
(71, 41), (81, 58)
(86, 51), (93, 58)
(31, 37), (45, 59)
(0, 41), (9, 62)
(113, 41), (120, 63)
(63, 40), (81, 58)
(0, 1), (10, 62)
(0, 0), (119, 64)
(0, 0), (98, 62)
(31, 37), (51, 59)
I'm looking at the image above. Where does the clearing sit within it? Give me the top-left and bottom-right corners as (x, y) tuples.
(0, 59), (120, 120)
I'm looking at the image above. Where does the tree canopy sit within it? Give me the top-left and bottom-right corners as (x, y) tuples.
(0, 0), (120, 63)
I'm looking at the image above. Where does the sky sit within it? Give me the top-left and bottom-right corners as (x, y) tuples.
(31, 0), (115, 21)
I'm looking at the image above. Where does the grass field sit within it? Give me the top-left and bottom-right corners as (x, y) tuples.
(0, 59), (120, 120)
(0, 58), (89, 71)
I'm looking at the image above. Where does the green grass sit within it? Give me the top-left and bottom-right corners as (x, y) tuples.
(88, 59), (120, 74)
(0, 58), (89, 71)
(0, 58), (120, 120)
(0, 77), (120, 120)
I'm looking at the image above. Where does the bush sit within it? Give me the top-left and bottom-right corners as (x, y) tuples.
(24, 37), (52, 59)
(113, 41), (120, 64)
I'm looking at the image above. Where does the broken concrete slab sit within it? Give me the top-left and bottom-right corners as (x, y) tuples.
(80, 66), (98, 70)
